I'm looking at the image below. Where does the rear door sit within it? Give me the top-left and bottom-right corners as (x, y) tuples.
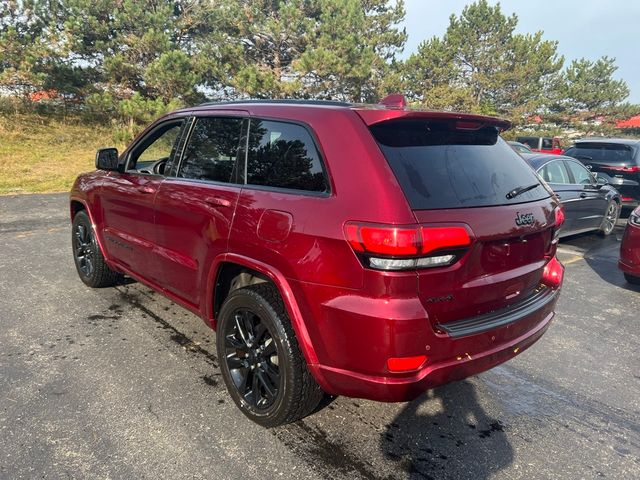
(153, 114), (246, 307)
(100, 119), (185, 279)
(370, 119), (556, 328)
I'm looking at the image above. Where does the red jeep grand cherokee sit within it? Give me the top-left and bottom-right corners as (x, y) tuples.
(70, 96), (564, 427)
(619, 206), (640, 284)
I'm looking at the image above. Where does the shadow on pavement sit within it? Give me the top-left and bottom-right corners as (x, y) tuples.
(380, 381), (513, 480)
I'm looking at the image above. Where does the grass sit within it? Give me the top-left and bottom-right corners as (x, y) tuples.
(0, 113), (126, 195)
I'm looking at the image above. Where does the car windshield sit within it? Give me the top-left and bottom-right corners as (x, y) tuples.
(370, 119), (549, 210)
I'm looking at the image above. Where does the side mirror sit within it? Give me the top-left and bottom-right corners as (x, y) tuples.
(595, 173), (610, 186)
(95, 148), (120, 171)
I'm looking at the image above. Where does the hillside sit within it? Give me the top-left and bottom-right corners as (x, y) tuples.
(0, 114), (124, 195)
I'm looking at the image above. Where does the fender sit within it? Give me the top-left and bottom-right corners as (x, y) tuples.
(204, 253), (330, 367)
(69, 196), (112, 266)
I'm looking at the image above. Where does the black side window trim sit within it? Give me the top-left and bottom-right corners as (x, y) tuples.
(242, 117), (332, 196)
(124, 118), (187, 174)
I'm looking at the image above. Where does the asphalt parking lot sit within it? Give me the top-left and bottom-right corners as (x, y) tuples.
(1, 193), (639, 480)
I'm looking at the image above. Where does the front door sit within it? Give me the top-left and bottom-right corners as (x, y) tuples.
(153, 115), (246, 308)
(100, 119), (185, 280)
(564, 159), (608, 231)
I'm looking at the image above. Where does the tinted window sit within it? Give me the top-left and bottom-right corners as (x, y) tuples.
(541, 137), (553, 149)
(539, 161), (570, 184)
(565, 160), (593, 184)
(179, 117), (244, 183)
(370, 120), (549, 210)
(564, 143), (636, 165)
(128, 121), (184, 173)
(246, 120), (328, 192)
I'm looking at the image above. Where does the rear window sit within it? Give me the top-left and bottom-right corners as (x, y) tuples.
(564, 143), (637, 165)
(370, 120), (549, 210)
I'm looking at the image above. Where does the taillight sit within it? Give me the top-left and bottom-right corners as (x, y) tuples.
(602, 165), (640, 173)
(545, 206), (564, 258)
(542, 256), (564, 289)
(555, 206), (565, 229)
(344, 222), (472, 271)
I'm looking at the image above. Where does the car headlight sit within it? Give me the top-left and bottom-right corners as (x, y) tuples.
(630, 212), (640, 226)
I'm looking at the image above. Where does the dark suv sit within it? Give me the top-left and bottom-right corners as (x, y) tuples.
(70, 96), (564, 427)
(564, 139), (640, 207)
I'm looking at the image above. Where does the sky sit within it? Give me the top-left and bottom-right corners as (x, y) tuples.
(401, 0), (640, 103)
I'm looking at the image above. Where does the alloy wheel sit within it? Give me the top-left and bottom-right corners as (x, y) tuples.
(74, 223), (95, 277)
(224, 308), (281, 410)
(603, 202), (619, 234)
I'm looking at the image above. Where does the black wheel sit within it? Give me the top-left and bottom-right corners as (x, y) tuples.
(72, 210), (121, 288)
(599, 200), (620, 236)
(624, 273), (640, 285)
(216, 283), (324, 427)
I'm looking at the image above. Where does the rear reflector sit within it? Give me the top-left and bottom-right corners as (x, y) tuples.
(387, 355), (427, 372)
(622, 196), (635, 202)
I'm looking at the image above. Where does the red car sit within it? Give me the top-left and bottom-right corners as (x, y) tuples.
(70, 96), (564, 426)
(516, 136), (563, 155)
(619, 206), (640, 284)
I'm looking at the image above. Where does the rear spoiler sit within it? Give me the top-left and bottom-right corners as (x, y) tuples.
(353, 107), (512, 132)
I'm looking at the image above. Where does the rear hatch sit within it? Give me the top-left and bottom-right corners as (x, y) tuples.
(564, 142), (640, 201)
(367, 116), (557, 327)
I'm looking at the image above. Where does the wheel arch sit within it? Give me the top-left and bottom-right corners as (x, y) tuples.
(206, 254), (320, 368)
(69, 196), (110, 264)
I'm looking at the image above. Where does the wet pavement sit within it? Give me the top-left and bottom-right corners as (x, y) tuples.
(1, 193), (638, 479)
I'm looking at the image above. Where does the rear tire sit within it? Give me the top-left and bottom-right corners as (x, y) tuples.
(216, 283), (324, 427)
(624, 273), (640, 285)
(72, 211), (121, 288)
(599, 200), (620, 236)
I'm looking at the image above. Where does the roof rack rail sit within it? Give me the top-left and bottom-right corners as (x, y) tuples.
(198, 99), (353, 107)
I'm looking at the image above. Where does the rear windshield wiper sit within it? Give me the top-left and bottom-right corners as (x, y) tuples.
(506, 183), (540, 199)
(574, 155), (593, 161)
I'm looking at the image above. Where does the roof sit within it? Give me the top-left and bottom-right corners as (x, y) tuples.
(183, 96), (512, 130)
(573, 138), (640, 146)
(520, 153), (575, 170)
(198, 99), (353, 108)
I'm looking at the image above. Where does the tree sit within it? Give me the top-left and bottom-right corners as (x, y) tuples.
(555, 57), (629, 116)
(295, 0), (406, 102)
(400, 0), (563, 121)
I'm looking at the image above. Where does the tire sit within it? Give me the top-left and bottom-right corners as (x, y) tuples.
(216, 283), (324, 427)
(72, 210), (121, 288)
(624, 273), (640, 285)
(599, 200), (620, 236)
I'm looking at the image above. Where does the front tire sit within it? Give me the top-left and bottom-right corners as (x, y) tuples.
(216, 283), (323, 427)
(624, 273), (640, 285)
(72, 210), (121, 288)
(599, 200), (620, 236)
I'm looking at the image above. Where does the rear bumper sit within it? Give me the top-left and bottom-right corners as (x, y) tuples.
(619, 224), (640, 276)
(302, 282), (559, 402)
(313, 309), (553, 402)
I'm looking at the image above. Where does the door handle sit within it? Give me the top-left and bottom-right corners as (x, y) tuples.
(580, 192), (587, 198)
(204, 196), (232, 208)
(137, 186), (155, 194)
